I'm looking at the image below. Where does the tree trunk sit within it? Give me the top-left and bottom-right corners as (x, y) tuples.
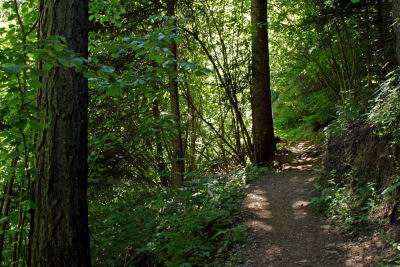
(167, 0), (185, 187)
(187, 91), (198, 173)
(0, 145), (19, 265)
(393, 0), (400, 65)
(251, 0), (275, 165)
(0, 171), (16, 264)
(152, 100), (169, 187)
(364, 0), (373, 87)
(30, 0), (91, 266)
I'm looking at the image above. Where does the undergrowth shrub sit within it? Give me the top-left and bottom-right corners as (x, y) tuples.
(368, 69), (400, 135)
(311, 175), (378, 230)
(273, 88), (334, 141)
(377, 234), (400, 267)
(89, 167), (269, 266)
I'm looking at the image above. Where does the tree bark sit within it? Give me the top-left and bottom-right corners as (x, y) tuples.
(152, 100), (170, 187)
(0, 168), (16, 264)
(30, 0), (91, 266)
(167, 0), (185, 187)
(393, 0), (400, 65)
(186, 90), (198, 173)
(251, 0), (275, 165)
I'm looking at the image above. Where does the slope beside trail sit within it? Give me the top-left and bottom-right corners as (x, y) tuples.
(237, 143), (386, 267)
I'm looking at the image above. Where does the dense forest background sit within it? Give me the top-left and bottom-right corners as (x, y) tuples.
(0, 0), (400, 266)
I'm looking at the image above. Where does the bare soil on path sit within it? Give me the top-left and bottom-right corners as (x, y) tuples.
(236, 143), (387, 267)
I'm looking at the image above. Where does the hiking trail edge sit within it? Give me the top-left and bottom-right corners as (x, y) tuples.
(236, 143), (386, 267)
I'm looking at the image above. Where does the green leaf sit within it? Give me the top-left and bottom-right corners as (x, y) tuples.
(31, 68), (48, 77)
(101, 65), (115, 73)
(28, 120), (47, 130)
(57, 57), (75, 68)
(158, 32), (165, 41)
(20, 200), (36, 210)
(0, 216), (8, 225)
(0, 64), (23, 74)
(106, 86), (123, 97)
(53, 43), (65, 52)
(29, 80), (42, 89)
(15, 119), (28, 129)
(382, 181), (400, 195)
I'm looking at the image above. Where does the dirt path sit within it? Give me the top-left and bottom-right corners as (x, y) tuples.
(237, 143), (386, 267)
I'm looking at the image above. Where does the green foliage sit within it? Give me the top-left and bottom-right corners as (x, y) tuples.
(0, 1), (94, 265)
(89, 0), (126, 27)
(311, 175), (378, 230)
(378, 238), (400, 267)
(89, 168), (265, 266)
(381, 177), (400, 197)
(369, 70), (400, 137)
(244, 165), (272, 183)
(273, 87), (334, 141)
(0, 1), (40, 264)
(269, 0), (351, 141)
(1, 0), (399, 264)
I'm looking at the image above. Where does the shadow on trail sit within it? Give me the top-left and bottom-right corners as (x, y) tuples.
(240, 143), (385, 267)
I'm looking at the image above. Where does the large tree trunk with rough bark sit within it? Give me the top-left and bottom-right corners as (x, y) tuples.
(167, 0), (185, 187)
(30, 0), (91, 266)
(251, 0), (275, 165)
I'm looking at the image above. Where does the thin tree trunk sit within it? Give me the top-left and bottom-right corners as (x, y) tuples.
(182, 28), (253, 162)
(0, 171), (16, 264)
(365, 0), (373, 87)
(152, 100), (169, 187)
(30, 0), (91, 266)
(0, 144), (19, 265)
(377, 0), (387, 78)
(251, 0), (275, 165)
(0, 181), (12, 264)
(187, 91), (198, 172)
(183, 92), (243, 162)
(393, 0), (400, 65)
(167, 0), (185, 187)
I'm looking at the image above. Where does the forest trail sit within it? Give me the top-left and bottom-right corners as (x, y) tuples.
(238, 143), (385, 267)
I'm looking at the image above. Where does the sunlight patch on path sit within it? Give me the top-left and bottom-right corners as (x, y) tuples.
(292, 200), (310, 220)
(241, 170), (346, 266)
(243, 189), (274, 233)
(237, 143), (387, 266)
